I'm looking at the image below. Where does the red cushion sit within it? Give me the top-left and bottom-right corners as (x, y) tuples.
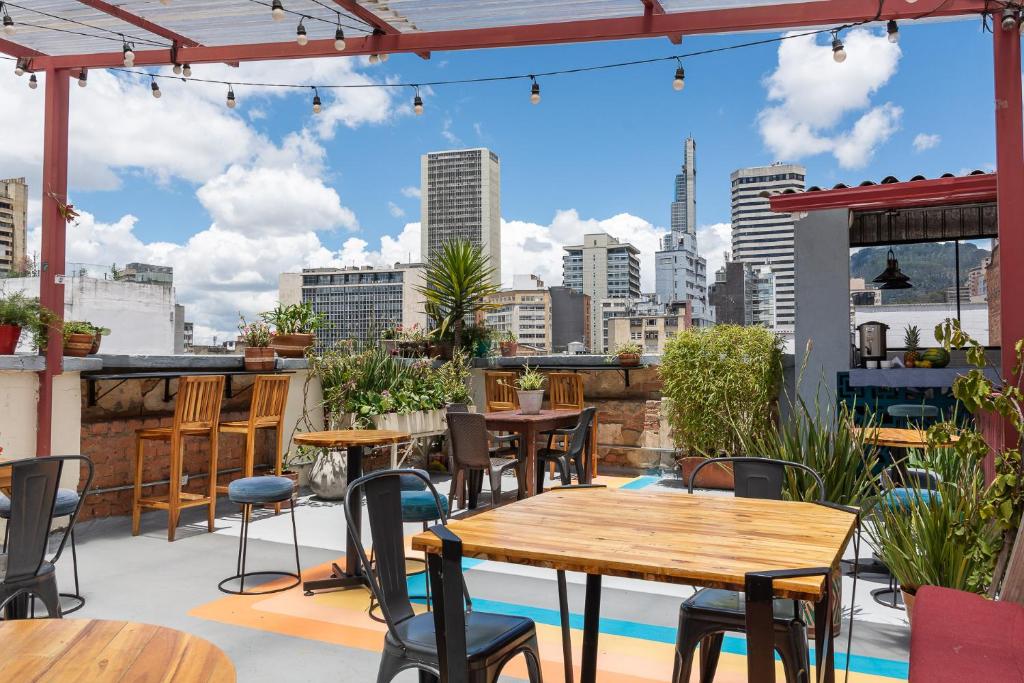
(909, 585), (1024, 682)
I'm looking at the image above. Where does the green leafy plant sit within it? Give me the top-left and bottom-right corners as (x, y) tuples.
(238, 314), (271, 348)
(260, 302), (327, 334)
(417, 239), (500, 351)
(62, 320), (96, 340)
(512, 363), (546, 391)
(661, 324), (783, 456)
(0, 290), (39, 328)
(499, 330), (517, 344)
(607, 341), (644, 363)
(434, 349), (474, 405)
(30, 305), (58, 351)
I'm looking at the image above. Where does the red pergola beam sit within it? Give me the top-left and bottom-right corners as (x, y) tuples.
(769, 173), (998, 213)
(330, 0), (430, 59)
(0, 36), (47, 59)
(28, 0), (986, 70)
(642, 0), (666, 15)
(75, 0), (202, 47)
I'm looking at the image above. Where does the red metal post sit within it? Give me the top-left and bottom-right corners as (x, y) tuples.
(37, 68), (70, 457)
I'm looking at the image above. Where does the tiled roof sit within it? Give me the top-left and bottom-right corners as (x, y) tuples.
(761, 170), (992, 199)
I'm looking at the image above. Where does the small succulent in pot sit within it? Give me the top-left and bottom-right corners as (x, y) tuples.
(261, 302), (327, 358)
(498, 329), (518, 357)
(608, 341), (644, 366)
(507, 363), (546, 415)
(239, 314), (275, 370)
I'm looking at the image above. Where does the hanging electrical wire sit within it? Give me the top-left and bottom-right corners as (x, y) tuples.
(2, 0), (169, 47)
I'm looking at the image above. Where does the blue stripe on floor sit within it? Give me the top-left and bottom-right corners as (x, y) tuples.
(620, 475), (659, 490)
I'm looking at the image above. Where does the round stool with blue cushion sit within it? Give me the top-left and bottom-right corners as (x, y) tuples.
(217, 476), (302, 596)
(1, 488), (85, 614)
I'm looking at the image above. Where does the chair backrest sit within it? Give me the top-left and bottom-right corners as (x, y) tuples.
(549, 372), (584, 410)
(343, 469), (449, 644)
(173, 375), (226, 432)
(3, 455), (94, 584)
(687, 457), (826, 502)
(565, 408), (596, 462)
(484, 371), (519, 412)
(447, 412), (494, 469)
(248, 375), (290, 429)
(427, 524), (472, 683)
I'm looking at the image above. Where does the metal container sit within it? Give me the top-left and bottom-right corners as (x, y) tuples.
(856, 321), (889, 364)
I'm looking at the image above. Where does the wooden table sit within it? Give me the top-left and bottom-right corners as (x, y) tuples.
(412, 487), (856, 683)
(853, 426), (957, 449)
(0, 618), (235, 681)
(293, 429), (409, 594)
(483, 409), (582, 496)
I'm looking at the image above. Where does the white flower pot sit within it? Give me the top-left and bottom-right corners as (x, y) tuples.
(309, 450), (347, 500)
(517, 389), (545, 415)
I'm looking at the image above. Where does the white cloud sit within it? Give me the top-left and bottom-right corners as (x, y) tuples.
(388, 201), (406, 218)
(441, 116), (461, 145)
(401, 186), (422, 199)
(697, 223), (733, 277)
(758, 28), (902, 168)
(913, 133), (941, 152)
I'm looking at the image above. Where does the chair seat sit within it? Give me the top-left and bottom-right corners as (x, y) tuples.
(0, 488), (79, 518)
(228, 476), (294, 504)
(400, 472), (429, 491)
(401, 490), (449, 523)
(489, 457), (519, 473)
(882, 488), (940, 511)
(683, 588), (798, 621)
(888, 404), (939, 419)
(909, 585), (1024, 682)
(536, 448), (580, 462)
(389, 610), (535, 662)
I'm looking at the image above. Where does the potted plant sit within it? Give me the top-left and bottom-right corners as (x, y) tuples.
(510, 363), (546, 415)
(62, 320), (98, 357)
(609, 341), (644, 367)
(380, 325), (400, 356)
(238, 314), (275, 371)
(499, 330), (518, 357)
(0, 290), (37, 355)
(417, 239), (499, 353)
(261, 302), (326, 358)
(88, 324), (111, 355)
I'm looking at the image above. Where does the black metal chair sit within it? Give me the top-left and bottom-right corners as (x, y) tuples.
(0, 455), (94, 620)
(447, 412), (523, 510)
(344, 469), (543, 683)
(535, 407), (596, 493)
(673, 457), (826, 683)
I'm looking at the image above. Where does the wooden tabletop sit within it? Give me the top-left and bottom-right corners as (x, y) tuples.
(412, 487), (856, 601)
(293, 429), (410, 448)
(0, 619), (235, 682)
(482, 409), (580, 428)
(854, 426), (958, 449)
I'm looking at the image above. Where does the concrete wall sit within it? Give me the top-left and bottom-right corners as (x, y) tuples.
(793, 208), (851, 411)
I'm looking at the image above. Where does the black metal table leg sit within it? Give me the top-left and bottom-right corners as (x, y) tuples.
(303, 444), (370, 594)
(580, 573), (602, 683)
(744, 573), (778, 683)
(557, 570), (574, 683)
(814, 577), (836, 683)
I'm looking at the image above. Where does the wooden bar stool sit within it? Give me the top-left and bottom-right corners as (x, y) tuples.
(133, 375), (225, 542)
(218, 374), (290, 513)
(546, 372), (598, 478)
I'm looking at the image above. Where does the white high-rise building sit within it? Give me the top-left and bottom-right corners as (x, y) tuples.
(655, 137), (711, 326)
(729, 162), (806, 329)
(563, 233), (641, 352)
(420, 148), (501, 285)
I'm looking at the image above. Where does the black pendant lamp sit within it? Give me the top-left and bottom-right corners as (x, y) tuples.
(873, 248), (912, 290)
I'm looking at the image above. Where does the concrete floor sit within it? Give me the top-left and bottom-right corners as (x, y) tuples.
(34, 472), (911, 683)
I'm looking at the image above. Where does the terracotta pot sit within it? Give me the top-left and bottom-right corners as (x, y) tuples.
(63, 332), (95, 357)
(517, 389), (544, 415)
(88, 332), (102, 355)
(0, 324), (21, 355)
(902, 587), (916, 626)
(500, 341), (518, 357)
(618, 352), (641, 367)
(244, 346), (276, 371)
(678, 456), (735, 490)
(270, 333), (314, 358)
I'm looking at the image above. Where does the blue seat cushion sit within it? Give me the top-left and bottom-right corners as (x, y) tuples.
(0, 488), (79, 518)
(882, 487), (940, 511)
(401, 490), (448, 523)
(228, 476), (295, 504)
(399, 471), (430, 491)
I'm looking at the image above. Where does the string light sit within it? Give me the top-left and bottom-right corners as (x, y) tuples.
(368, 53), (379, 64)
(172, 63), (182, 75)
(886, 19), (899, 43)
(13, 57), (24, 76)
(182, 63), (191, 77)
(333, 18), (346, 51)
(296, 18), (307, 46)
(28, 73), (36, 89)
(150, 76), (161, 98)
(379, 52), (389, 62)
(270, 0), (285, 21)
(122, 39), (135, 67)
(1000, 7), (1018, 31)
(413, 86), (423, 115)
(311, 87), (322, 114)
(226, 84), (236, 108)
(529, 76), (540, 104)
(672, 58), (685, 91)
(2, 2), (15, 35)
(831, 30), (846, 63)
(77, 68), (87, 87)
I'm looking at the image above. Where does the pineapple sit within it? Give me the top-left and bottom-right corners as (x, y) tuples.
(903, 325), (921, 367)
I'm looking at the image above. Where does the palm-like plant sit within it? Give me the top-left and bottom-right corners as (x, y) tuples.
(417, 239), (499, 351)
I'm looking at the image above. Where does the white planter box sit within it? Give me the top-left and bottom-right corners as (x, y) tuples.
(331, 408), (447, 437)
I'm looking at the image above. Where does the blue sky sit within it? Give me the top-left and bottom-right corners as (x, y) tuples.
(0, 16), (1002, 339)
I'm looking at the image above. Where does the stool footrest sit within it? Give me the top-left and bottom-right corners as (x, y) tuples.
(217, 571), (301, 596)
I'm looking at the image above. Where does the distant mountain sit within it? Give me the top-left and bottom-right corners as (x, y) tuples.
(850, 243), (991, 304)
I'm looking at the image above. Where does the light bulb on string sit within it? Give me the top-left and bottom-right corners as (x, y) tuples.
(172, 63), (182, 75)
(413, 86), (423, 115)
(831, 31), (846, 63)
(226, 85), (236, 109)
(78, 69), (87, 87)
(182, 63), (191, 77)
(296, 19), (308, 46)
(529, 76), (540, 105)
(151, 77), (161, 98)
(334, 23), (346, 51)
(379, 52), (389, 62)
(14, 58), (24, 76)
(368, 53), (379, 64)
(886, 19), (899, 43)
(312, 87), (322, 114)
(672, 59), (685, 91)
(271, 0), (285, 21)
(28, 73), (37, 89)
(122, 40), (135, 67)
(1001, 8), (1018, 31)
(2, 4), (15, 36)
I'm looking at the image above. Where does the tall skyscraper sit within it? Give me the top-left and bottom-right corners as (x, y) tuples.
(420, 148), (501, 284)
(729, 162), (806, 329)
(655, 137), (711, 326)
(562, 233), (641, 351)
(0, 177), (28, 275)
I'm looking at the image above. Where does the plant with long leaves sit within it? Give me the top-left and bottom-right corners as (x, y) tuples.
(417, 239), (500, 351)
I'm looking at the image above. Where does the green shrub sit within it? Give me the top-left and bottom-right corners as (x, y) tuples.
(661, 324), (782, 456)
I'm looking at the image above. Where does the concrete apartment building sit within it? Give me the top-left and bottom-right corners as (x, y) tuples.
(0, 177), (28, 275)
(279, 263), (428, 349)
(420, 148), (501, 285)
(122, 262), (174, 288)
(482, 274), (551, 351)
(606, 300), (691, 354)
(730, 162), (806, 330)
(654, 137), (711, 326)
(563, 233), (641, 352)
(709, 259), (777, 328)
